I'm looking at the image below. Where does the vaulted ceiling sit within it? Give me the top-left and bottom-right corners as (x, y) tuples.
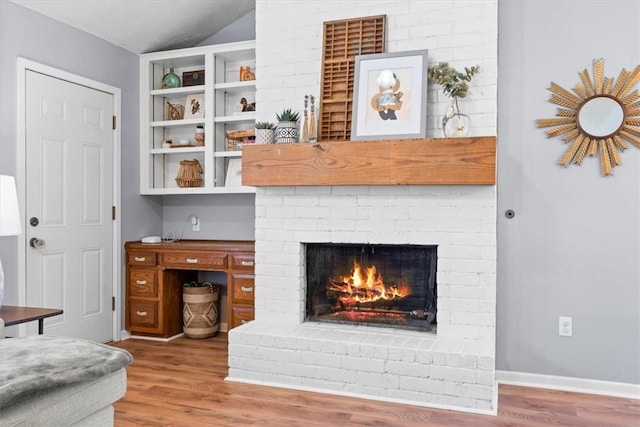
(9, 0), (255, 54)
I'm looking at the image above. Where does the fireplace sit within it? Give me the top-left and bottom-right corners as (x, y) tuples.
(228, 184), (497, 414)
(306, 243), (437, 332)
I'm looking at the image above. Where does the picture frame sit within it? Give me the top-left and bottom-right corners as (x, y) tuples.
(184, 93), (205, 119)
(351, 50), (428, 140)
(225, 158), (243, 187)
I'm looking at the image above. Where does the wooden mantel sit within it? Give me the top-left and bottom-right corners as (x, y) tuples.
(242, 136), (496, 186)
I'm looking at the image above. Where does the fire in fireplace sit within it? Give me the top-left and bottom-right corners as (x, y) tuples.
(306, 243), (437, 332)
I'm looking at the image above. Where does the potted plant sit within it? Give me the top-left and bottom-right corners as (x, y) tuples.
(255, 121), (276, 144)
(427, 62), (479, 137)
(275, 108), (300, 144)
(183, 281), (219, 339)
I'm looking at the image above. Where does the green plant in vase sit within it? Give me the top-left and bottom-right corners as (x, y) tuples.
(255, 121), (277, 144)
(427, 62), (479, 137)
(275, 109), (300, 144)
(255, 121), (276, 129)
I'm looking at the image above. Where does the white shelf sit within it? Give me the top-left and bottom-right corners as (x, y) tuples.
(151, 118), (205, 127)
(150, 85), (205, 96)
(214, 81), (256, 92)
(141, 186), (256, 195)
(215, 113), (256, 123)
(151, 147), (205, 154)
(140, 40), (256, 195)
(214, 151), (242, 158)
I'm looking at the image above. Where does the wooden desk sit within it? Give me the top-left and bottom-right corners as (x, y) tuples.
(0, 306), (63, 334)
(124, 240), (255, 339)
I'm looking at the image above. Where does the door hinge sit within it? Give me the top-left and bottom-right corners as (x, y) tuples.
(112, 206), (116, 220)
(112, 116), (116, 130)
(112, 296), (116, 311)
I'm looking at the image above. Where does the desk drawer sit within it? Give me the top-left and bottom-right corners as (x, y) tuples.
(128, 251), (157, 266)
(231, 306), (254, 329)
(128, 300), (158, 329)
(162, 252), (227, 269)
(128, 268), (157, 297)
(230, 253), (255, 271)
(231, 274), (255, 304)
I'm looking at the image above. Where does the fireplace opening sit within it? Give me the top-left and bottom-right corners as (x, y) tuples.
(305, 243), (437, 332)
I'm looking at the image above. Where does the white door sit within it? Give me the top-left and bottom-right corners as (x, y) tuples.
(25, 70), (114, 342)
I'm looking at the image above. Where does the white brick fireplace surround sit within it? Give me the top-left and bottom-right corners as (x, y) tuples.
(228, 185), (497, 414)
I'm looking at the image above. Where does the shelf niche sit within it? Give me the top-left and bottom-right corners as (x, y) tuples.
(242, 136), (496, 186)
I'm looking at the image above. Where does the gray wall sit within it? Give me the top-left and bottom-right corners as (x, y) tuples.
(197, 10), (256, 46)
(497, 0), (640, 384)
(0, 1), (163, 331)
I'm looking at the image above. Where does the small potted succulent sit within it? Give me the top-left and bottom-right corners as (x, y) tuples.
(427, 62), (479, 137)
(275, 108), (300, 144)
(255, 121), (276, 144)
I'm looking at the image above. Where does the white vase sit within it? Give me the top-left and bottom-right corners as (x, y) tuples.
(276, 121), (298, 144)
(255, 128), (275, 144)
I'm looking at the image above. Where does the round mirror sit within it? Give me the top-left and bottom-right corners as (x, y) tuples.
(578, 96), (624, 137)
(537, 58), (640, 176)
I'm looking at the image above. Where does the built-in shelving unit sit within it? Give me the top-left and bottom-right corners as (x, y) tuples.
(139, 40), (256, 195)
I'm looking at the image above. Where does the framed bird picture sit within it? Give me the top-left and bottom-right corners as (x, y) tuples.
(184, 94), (205, 119)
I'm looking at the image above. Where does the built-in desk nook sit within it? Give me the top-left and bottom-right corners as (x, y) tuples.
(124, 240), (255, 339)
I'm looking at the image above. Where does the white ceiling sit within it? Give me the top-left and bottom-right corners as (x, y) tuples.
(9, 0), (255, 54)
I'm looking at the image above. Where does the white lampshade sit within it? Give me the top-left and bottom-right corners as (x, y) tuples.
(0, 175), (22, 236)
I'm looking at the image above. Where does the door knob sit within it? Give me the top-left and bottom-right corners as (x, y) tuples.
(29, 237), (46, 249)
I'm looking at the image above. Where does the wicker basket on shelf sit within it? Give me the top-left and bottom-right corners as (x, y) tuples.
(175, 159), (203, 188)
(226, 129), (255, 151)
(165, 102), (185, 121)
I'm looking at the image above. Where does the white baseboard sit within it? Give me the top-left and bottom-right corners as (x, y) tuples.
(119, 324), (227, 342)
(496, 370), (640, 400)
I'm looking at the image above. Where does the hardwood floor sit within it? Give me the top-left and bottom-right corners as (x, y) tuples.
(112, 334), (639, 426)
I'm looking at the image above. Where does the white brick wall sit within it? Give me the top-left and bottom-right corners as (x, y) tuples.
(255, 0), (498, 137)
(228, 0), (498, 416)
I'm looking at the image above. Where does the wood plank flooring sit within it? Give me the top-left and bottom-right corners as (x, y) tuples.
(112, 334), (639, 426)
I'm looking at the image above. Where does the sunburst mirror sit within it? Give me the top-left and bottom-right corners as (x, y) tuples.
(537, 58), (640, 176)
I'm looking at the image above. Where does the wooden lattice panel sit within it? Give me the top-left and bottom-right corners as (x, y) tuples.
(319, 16), (385, 141)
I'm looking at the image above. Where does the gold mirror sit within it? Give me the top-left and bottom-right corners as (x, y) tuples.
(537, 59), (640, 176)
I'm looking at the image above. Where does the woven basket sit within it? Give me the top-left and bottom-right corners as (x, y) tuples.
(175, 159), (203, 188)
(183, 283), (219, 339)
(226, 129), (255, 151)
(165, 102), (185, 120)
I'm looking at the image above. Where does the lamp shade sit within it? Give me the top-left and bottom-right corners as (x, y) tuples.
(0, 175), (22, 236)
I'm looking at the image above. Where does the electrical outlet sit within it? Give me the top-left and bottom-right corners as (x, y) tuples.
(191, 215), (200, 232)
(559, 316), (572, 337)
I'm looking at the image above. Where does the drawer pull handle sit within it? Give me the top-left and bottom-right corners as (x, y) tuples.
(134, 256), (146, 262)
(241, 286), (253, 292)
(186, 258), (198, 264)
(241, 261), (254, 266)
(136, 280), (147, 285)
(136, 311), (147, 316)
